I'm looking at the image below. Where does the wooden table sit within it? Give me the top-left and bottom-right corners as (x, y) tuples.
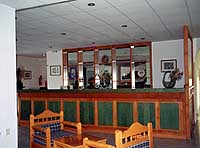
(53, 134), (107, 148)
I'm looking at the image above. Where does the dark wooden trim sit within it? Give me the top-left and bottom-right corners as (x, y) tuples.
(149, 43), (153, 88)
(183, 25), (190, 139)
(62, 42), (151, 52)
(18, 91), (185, 102)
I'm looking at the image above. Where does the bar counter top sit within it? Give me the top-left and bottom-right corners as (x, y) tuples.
(19, 88), (184, 93)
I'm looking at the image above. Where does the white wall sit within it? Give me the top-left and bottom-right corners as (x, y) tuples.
(17, 56), (47, 89)
(193, 38), (200, 118)
(0, 4), (17, 148)
(152, 40), (185, 88)
(47, 50), (62, 89)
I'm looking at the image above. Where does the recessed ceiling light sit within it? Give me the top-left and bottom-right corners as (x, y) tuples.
(88, 2), (95, 6)
(61, 32), (66, 35)
(121, 24), (127, 28)
(42, 54), (46, 57)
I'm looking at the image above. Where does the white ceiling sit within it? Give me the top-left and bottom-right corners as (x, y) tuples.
(0, 0), (199, 57)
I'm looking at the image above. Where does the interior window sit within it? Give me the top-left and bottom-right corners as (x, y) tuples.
(83, 50), (94, 89)
(68, 52), (78, 89)
(116, 47), (131, 88)
(132, 46), (150, 88)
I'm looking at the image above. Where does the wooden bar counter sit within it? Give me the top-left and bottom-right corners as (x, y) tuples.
(18, 88), (191, 140)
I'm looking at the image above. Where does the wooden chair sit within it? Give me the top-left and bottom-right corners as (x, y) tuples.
(83, 122), (153, 148)
(30, 109), (82, 148)
(115, 122), (153, 148)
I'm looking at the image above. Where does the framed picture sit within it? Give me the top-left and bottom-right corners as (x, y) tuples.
(161, 59), (177, 72)
(23, 71), (32, 79)
(50, 65), (61, 76)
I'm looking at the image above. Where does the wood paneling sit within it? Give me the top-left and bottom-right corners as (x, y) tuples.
(138, 103), (155, 128)
(64, 101), (76, 122)
(48, 101), (60, 113)
(80, 102), (94, 124)
(34, 101), (45, 115)
(18, 90), (187, 139)
(20, 100), (31, 120)
(98, 102), (113, 126)
(117, 102), (133, 127)
(160, 103), (179, 130)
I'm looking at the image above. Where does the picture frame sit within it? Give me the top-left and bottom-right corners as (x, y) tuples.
(50, 65), (61, 76)
(161, 59), (177, 72)
(23, 71), (32, 79)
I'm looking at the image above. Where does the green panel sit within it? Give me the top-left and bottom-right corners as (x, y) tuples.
(64, 101), (76, 122)
(160, 103), (179, 130)
(20, 100), (31, 120)
(117, 102), (133, 127)
(80, 102), (94, 124)
(34, 101), (45, 115)
(48, 101), (60, 113)
(98, 102), (113, 126)
(138, 103), (155, 128)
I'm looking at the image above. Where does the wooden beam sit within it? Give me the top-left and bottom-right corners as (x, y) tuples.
(183, 25), (190, 139)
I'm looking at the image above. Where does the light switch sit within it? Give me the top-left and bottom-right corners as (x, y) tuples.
(6, 128), (10, 136)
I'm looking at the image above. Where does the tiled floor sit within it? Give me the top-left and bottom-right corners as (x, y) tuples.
(18, 120), (200, 148)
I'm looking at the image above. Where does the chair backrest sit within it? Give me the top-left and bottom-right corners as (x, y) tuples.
(30, 109), (63, 129)
(29, 109), (64, 148)
(115, 122), (153, 148)
(82, 122), (153, 148)
(83, 137), (115, 148)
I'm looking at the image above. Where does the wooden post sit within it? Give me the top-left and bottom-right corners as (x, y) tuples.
(149, 42), (153, 88)
(46, 128), (51, 148)
(94, 100), (98, 127)
(133, 102), (138, 122)
(113, 101), (117, 128)
(77, 100), (80, 122)
(29, 114), (34, 148)
(45, 99), (48, 110)
(60, 110), (64, 130)
(115, 130), (122, 148)
(183, 25), (190, 139)
(148, 122), (153, 148)
(60, 99), (63, 112)
(155, 102), (160, 130)
(18, 97), (21, 125)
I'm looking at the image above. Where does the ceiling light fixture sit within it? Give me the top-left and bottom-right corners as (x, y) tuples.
(42, 54), (46, 57)
(88, 2), (95, 6)
(61, 32), (67, 35)
(121, 24), (127, 28)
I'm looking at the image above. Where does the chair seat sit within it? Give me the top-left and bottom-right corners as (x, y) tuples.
(34, 130), (76, 146)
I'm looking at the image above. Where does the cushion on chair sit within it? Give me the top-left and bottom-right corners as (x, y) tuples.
(41, 122), (61, 133)
(127, 140), (149, 148)
(34, 130), (75, 146)
(34, 122), (61, 137)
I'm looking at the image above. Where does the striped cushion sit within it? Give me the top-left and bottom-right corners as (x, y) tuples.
(41, 122), (61, 133)
(34, 130), (75, 146)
